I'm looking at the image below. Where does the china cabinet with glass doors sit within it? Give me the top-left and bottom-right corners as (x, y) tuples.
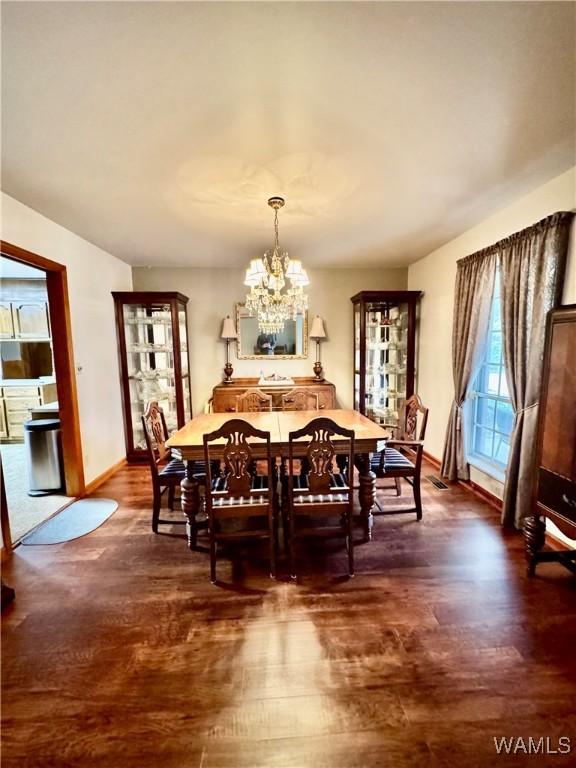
(113, 292), (192, 461)
(351, 291), (421, 428)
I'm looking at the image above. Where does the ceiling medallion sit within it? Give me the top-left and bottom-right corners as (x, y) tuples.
(244, 197), (309, 334)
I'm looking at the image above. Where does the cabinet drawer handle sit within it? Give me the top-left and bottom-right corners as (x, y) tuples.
(284, 398), (294, 404)
(319, 404), (325, 409)
(562, 493), (576, 509)
(225, 407), (235, 413)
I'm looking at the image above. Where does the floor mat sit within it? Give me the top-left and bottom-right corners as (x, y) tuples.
(21, 498), (118, 545)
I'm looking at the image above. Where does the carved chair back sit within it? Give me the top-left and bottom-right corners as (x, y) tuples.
(281, 387), (319, 412)
(203, 418), (272, 503)
(399, 394), (429, 443)
(141, 401), (170, 473)
(236, 388), (273, 413)
(288, 417), (355, 496)
(376, 394), (429, 475)
(287, 417), (356, 578)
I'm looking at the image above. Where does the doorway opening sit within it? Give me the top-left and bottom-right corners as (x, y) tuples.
(0, 242), (84, 549)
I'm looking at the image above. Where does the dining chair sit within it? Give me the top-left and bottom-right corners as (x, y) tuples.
(236, 388), (273, 412)
(141, 401), (208, 533)
(203, 418), (276, 583)
(281, 387), (319, 411)
(286, 417), (355, 578)
(370, 394), (429, 520)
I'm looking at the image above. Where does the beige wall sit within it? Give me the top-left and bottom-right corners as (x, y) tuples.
(1, 193), (133, 484)
(407, 167), (575, 540)
(132, 266), (408, 414)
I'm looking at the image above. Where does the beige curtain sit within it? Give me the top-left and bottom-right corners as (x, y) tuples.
(500, 211), (573, 528)
(441, 251), (497, 481)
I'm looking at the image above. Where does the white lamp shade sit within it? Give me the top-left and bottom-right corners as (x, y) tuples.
(286, 259), (310, 286)
(285, 259), (302, 279)
(244, 267), (259, 287)
(310, 315), (327, 340)
(244, 259), (266, 287)
(221, 315), (237, 339)
(299, 268), (310, 287)
(252, 258), (266, 276)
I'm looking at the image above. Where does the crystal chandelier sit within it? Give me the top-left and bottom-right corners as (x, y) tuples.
(244, 197), (309, 334)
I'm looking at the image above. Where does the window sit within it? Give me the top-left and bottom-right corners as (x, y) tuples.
(467, 272), (514, 476)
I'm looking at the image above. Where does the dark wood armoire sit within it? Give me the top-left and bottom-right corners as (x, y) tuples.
(524, 304), (576, 575)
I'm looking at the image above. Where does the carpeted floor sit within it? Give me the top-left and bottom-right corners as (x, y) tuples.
(0, 442), (72, 543)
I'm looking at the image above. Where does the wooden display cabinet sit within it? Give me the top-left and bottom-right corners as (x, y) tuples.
(113, 292), (192, 462)
(351, 291), (421, 427)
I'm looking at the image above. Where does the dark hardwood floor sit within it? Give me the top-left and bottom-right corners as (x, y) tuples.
(2, 462), (575, 767)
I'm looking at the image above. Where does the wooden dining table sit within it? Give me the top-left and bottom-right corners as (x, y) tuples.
(166, 409), (389, 547)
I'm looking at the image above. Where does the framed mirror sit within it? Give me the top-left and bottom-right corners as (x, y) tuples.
(235, 304), (308, 359)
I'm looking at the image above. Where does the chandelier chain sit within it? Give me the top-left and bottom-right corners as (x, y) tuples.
(274, 208), (279, 251)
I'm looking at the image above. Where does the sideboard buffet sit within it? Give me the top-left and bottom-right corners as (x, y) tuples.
(212, 377), (337, 413)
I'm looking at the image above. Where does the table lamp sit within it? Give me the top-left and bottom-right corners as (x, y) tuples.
(221, 315), (237, 383)
(310, 315), (327, 381)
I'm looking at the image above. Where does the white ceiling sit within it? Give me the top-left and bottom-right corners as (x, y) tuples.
(2, 1), (574, 268)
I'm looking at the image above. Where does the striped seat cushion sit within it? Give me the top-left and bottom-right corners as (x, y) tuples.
(370, 447), (414, 473)
(212, 495), (269, 508)
(210, 474), (269, 507)
(158, 459), (207, 479)
(292, 473), (350, 504)
(158, 458), (185, 478)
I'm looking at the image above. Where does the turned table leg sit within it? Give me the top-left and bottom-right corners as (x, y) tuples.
(356, 453), (375, 541)
(524, 514), (546, 576)
(181, 460), (201, 551)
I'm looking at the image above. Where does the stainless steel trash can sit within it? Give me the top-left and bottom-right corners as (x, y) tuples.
(23, 418), (63, 497)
